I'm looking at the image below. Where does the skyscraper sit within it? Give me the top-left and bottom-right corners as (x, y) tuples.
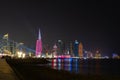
(53, 44), (57, 57)
(69, 41), (73, 56)
(35, 29), (42, 57)
(73, 40), (79, 57)
(57, 40), (64, 55)
(78, 42), (83, 58)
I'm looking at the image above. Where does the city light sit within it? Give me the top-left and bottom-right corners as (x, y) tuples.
(0, 29), (119, 59)
(17, 51), (22, 58)
(17, 51), (26, 58)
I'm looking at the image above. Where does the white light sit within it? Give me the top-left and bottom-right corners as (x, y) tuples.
(47, 54), (52, 58)
(37, 55), (41, 58)
(17, 51), (22, 58)
(22, 53), (26, 58)
(29, 52), (32, 57)
(83, 57), (87, 59)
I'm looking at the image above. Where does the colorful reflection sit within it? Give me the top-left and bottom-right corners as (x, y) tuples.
(48, 59), (120, 75)
(51, 58), (80, 73)
(51, 58), (103, 75)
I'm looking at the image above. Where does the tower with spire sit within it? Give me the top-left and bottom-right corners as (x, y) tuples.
(35, 29), (42, 57)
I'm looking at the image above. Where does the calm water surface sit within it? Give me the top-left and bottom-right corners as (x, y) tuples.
(48, 58), (120, 75)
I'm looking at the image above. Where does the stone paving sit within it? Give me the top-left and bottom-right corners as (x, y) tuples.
(0, 59), (19, 80)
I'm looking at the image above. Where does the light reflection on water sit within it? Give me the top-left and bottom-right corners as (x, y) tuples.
(48, 58), (120, 75)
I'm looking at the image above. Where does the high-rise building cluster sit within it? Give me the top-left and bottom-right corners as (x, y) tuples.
(44, 40), (84, 58)
(44, 40), (104, 59)
(35, 29), (104, 59)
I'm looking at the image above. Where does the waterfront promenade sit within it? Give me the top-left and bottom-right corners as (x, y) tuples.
(0, 59), (19, 80)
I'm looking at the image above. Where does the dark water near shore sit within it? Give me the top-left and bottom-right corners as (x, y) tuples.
(47, 58), (120, 75)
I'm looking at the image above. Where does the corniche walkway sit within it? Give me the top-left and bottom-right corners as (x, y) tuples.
(0, 59), (19, 80)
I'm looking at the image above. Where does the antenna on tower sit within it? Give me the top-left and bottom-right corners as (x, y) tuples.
(38, 28), (41, 40)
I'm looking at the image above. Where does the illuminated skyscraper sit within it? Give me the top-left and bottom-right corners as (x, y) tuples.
(57, 40), (64, 55)
(95, 50), (101, 59)
(78, 42), (83, 58)
(53, 44), (57, 57)
(35, 29), (42, 57)
(73, 40), (79, 57)
(69, 42), (73, 56)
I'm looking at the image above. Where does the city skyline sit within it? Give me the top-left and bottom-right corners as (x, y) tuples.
(0, 1), (119, 56)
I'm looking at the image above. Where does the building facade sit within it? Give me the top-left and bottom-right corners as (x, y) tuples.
(35, 29), (42, 57)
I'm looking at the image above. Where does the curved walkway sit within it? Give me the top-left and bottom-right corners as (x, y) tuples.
(0, 59), (19, 80)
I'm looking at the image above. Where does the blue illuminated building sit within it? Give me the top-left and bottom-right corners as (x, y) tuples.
(73, 40), (79, 57)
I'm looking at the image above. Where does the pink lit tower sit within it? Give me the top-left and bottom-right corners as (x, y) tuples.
(35, 29), (42, 57)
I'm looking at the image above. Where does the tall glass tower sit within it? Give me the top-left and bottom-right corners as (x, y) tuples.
(73, 40), (79, 57)
(57, 40), (63, 55)
(35, 29), (42, 57)
(69, 41), (73, 56)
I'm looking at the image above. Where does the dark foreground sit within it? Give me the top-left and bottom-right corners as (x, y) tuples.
(0, 59), (18, 80)
(6, 58), (120, 80)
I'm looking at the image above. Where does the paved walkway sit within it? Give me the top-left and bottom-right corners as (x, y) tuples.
(0, 59), (19, 80)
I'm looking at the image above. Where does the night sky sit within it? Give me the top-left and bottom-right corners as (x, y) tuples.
(0, 1), (119, 56)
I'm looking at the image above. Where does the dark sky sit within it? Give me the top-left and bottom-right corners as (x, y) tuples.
(0, 0), (120, 56)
